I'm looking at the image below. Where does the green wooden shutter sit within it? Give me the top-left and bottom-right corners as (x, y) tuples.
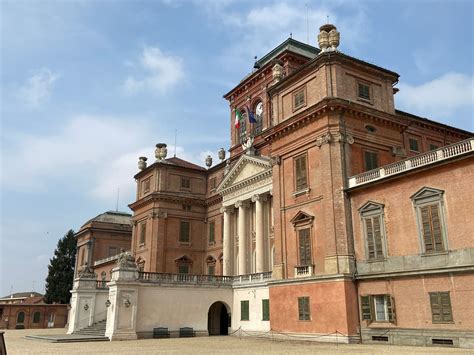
(360, 295), (372, 322)
(262, 299), (270, 321)
(385, 295), (396, 324)
(241, 300), (249, 321)
(430, 205), (444, 251)
(373, 216), (383, 258)
(209, 221), (215, 244)
(440, 292), (453, 322)
(421, 206), (434, 252)
(180, 221), (190, 243)
(295, 155), (308, 190)
(430, 293), (441, 322)
(298, 229), (311, 266)
(365, 218), (375, 259)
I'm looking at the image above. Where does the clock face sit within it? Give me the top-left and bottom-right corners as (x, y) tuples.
(255, 102), (263, 118)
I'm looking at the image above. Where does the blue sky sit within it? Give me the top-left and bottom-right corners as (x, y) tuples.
(0, 0), (472, 296)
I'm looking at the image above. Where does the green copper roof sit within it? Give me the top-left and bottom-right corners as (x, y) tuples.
(256, 38), (320, 67)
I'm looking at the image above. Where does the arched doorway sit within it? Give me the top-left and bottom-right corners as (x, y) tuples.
(208, 301), (229, 336)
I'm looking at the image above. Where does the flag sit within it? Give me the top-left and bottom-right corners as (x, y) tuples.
(235, 108), (243, 129)
(248, 106), (257, 124)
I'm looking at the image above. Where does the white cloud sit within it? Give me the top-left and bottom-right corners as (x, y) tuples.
(396, 72), (474, 119)
(18, 68), (59, 107)
(121, 46), (184, 95)
(2, 115), (153, 195)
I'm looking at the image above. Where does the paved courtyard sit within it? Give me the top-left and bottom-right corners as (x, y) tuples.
(2, 328), (472, 354)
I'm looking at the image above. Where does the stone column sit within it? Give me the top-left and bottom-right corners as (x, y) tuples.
(252, 194), (267, 273)
(235, 200), (249, 275)
(221, 206), (233, 276)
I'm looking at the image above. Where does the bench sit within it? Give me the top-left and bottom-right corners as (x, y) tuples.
(179, 327), (196, 338)
(153, 327), (170, 338)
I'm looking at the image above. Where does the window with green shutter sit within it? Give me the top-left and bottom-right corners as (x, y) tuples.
(262, 299), (270, 321)
(298, 296), (310, 320)
(412, 187), (447, 254)
(294, 154), (308, 191)
(364, 151), (378, 171)
(298, 228), (312, 266)
(360, 294), (396, 324)
(430, 292), (453, 323)
(209, 221), (215, 244)
(241, 300), (249, 321)
(179, 220), (190, 243)
(360, 202), (386, 261)
(139, 221), (146, 244)
(33, 311), (41, 323)
(358, 83), (371, 101)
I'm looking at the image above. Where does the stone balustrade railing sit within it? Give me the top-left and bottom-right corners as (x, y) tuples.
(294, 265), (313, 278)
(138, 271), (273, 286)
(348, 138), (474, 188)
(96, 280), (109, 289)
(93, 251), (130, 267)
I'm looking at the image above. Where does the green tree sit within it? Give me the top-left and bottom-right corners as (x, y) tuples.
(44, 229), (77, 304)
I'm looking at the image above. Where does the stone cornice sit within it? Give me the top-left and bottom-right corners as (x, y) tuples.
(129, 192), (207, 211)
(219, 169), (273, 197)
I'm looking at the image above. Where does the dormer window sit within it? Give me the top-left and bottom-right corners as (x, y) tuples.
(181, 177), (191, 190)
(358, 83), (371, 101)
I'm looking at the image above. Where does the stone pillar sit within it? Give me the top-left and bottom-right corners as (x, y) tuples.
(252, 194), (267, 273)
(221, 206), (233, 276)
(105, 251), (140, 341)
(236, 200), (249, 275)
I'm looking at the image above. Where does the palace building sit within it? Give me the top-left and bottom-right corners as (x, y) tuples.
(68, 24), (474, 348)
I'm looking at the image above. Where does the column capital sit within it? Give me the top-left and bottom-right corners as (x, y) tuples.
(235, 200), (250, 209)
(251, 194), (268, 203)
(220, 205), (234, 213)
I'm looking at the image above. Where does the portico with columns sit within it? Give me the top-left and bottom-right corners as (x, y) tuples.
(217, 154), (274, 276)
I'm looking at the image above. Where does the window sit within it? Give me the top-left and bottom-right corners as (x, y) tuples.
(358, 83), (371, 101)
(360, 295), (396, 323)
(238, 110), (247, 144)
(298, 228), (312, 266)
(137, 261), (145, 272)
(294, 154), (308, 191)
(429, 143), (439, 151)
(298, 297), (310, 320)
(182, 204), (191, 211)
(179, 220), (190, 243)
(142, 178), (151, 194)
(412, 187), (447, 254)
(409, 138), (420, 152)
(293, 88), (306, 110)
(17, 311), (25, 324)
(139, 221), (146, 244)
(262, 299), (270, 321)
(181, 177), (191, 189)
(241, 300), (249, 321)
(108, 246), (119, 257)
(430, 292), (453, 323)
(209, 221), (215, 245)
(253, 101), (263, 134)
(32, 311), (41, 323)
(360, 202), (386, 260)
(208, 264), (215, 275)
(364, 151), (378, 171)
(209, 177), (216, 190)
(365, 124), (377, 133)
(178, 264), (189, 274)
(101, 271), (107, 281)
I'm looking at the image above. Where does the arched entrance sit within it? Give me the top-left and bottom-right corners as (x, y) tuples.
(208, 301), (229, 335)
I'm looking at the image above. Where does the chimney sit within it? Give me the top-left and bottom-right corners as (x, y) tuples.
(318, 24), (340, 52)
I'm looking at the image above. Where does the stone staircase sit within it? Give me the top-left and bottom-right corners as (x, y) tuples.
(74, 320), (107, 337)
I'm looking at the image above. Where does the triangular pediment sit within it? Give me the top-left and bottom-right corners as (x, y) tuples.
(217, 154), (273, 193)
(290, 211), (314, 225)
(411, 187), (444, 201)
(358, 201), (384, 212)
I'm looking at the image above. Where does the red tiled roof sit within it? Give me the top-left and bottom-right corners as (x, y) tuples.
(166, 157), (206, 171)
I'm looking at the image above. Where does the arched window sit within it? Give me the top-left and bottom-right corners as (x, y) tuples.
(238, 110), (247, 144)
(206, 255), (216, 275)
(33, 311), (41, 324)
(17, 311), (25, 324)
(253, 101), (263, 134)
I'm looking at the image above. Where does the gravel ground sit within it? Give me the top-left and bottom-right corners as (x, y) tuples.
(2, 328), (472, 355)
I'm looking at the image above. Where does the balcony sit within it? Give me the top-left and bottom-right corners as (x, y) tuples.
(138, 271), (272, 286)
(294, 265), (313, 278)
(348, 138), (474, 188)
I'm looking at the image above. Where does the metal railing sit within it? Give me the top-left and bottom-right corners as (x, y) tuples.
(348, 138), (474, 188)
